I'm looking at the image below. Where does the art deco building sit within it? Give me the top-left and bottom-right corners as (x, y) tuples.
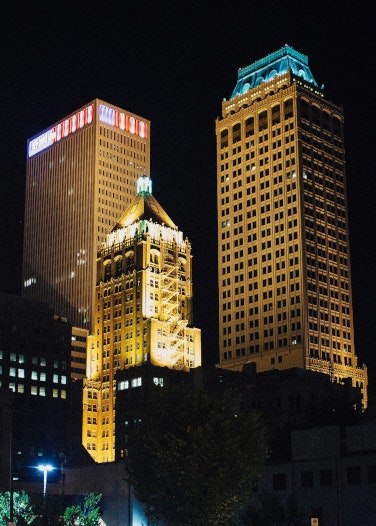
(216, 45), (368, 407)
(22, 99), (150, 331)
(83, 176), (201, 462)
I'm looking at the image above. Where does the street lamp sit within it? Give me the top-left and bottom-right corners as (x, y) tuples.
(38, 464), (53, 496)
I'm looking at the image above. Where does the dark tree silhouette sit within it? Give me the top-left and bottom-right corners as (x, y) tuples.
(127, 383), (269, 526)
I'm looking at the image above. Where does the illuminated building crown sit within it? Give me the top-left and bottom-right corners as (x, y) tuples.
(114, 176), (177, 230)
(230, 44), (318, 99)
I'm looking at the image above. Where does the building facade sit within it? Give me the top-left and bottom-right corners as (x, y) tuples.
(22, 99), (150, 331)
(216, 46), (368, 407)
(83, 176), (201, 462)
(250, 422), (376, 526)
(0, 292), (73, 484)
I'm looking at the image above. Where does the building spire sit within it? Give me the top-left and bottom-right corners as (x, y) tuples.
(137, 175), (152, 197)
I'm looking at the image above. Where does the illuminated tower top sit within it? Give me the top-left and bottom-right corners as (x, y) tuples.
(114, 174), (177, 230)
(230, 44), (319, 99)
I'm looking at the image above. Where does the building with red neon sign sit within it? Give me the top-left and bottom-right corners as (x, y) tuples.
(22, 99), (150, 332)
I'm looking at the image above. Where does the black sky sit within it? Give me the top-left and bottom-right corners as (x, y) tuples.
(1, 1), (375, 386)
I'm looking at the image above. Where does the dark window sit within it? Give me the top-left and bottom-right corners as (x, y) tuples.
(347, 466), (361, 485)
(271, 104), (280, 125)
(301, 470), (313, 488)
(258, 111), (268, 131)
(245, 117), (254, 137)
(319, 469), (332, 487)
(367, 465), (376, 484)
(220, 129), (228, 148)
(273, 473), (286, 491)
(232, 123), (241, 144)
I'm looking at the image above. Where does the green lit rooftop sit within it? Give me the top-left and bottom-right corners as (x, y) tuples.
(230, 45), (318, 99)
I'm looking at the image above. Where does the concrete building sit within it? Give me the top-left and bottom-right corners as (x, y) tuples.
(251, 421), (376, 526)
(216, 45), (368, 407)
(82, 176), (201, 463)
(22, 99), (150, 332)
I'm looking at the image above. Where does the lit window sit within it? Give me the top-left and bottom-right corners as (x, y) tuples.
(131, 377), (142, 388)
(18, 369), (25, 378)
(53, 389), (59, 398)
(31, 371), (38, 380)
(61, 390), (66, 399)
(31, 386), (38, 395)
(53, 374), (59, 383)
(10, 367), (16, 377)
(39, 387), (46, 397)
(40, 372), (46, 382)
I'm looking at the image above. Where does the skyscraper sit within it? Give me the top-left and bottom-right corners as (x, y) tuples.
(22, 99), (150, 331)
(216, 46), (368, 407)
(83, 176), (201, 462)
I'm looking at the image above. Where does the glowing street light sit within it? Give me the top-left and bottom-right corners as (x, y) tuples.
(38, 464), (53, 496)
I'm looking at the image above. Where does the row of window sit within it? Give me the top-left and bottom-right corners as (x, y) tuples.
(0, 381), (66, 398)
(272, 464), (376, 491)
(0, 351), (66, 369)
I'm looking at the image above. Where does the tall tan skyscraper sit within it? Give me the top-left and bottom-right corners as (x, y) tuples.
(83, 176), (201, 462)
(22, 99), (150, 331)
(216, 46), (368, 407)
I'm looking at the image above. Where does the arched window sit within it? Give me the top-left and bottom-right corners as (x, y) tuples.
(104, 261), (112, 282)
(220, 129), (228, 149)
(179, 259), (187, 281)
(115, 257), (122, 278)
(258, 110), (268, 131)
(125, 252), (134, 274)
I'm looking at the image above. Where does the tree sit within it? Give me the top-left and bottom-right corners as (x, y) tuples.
(0, 491), (37, 526)
(63, 493), (102, 526)
(127, 383), (269, 526)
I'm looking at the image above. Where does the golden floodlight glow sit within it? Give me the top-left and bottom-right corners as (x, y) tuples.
(82, 177), (201, 462)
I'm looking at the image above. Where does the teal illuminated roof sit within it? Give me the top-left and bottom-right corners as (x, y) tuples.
(230, 45), (318, 99)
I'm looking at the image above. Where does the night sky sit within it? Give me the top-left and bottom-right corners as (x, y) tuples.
(1, 1), (375, 392)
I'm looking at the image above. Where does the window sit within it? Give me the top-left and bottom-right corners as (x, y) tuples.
(273, 473), (286, 491)
(301, 470), (313, 488)
(320, 469), (333, 487)
(367, 465), (376, 484)
(131, 377), (142, 388)
(347, 466), (361, 485)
